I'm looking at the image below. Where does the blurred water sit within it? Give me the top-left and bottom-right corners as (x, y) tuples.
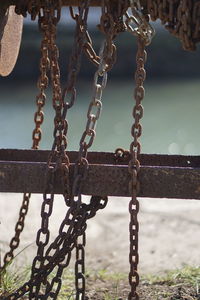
(0, 79), (200, 155)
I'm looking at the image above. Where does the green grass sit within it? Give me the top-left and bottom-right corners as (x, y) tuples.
(143, 265), (200, 287)
(0, 264), (200, 299)
(0, 264), (30, 297)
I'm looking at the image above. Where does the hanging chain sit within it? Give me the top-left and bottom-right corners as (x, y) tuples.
(77, 0), (117, 165)
(126, 1), (154, 299)
(4, 2), (93, 299)
(26, 1), (116, 298)
(32, 23), (50, 150)
(72, 42), (108, 292)
(0, 0), (51, 275)
(29, 1), (66, 298)
(72, 4), (117, 296)
(0, 193), (30, 272)
(128, 39), (146, 300)
(69, 6), (100, 68)
(75, 232), (86, 300)
(1, 1), (142, 300)
(70, 0), (128, 68)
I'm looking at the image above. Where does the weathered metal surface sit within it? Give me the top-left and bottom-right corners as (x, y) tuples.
(0, 6), (23, 76)
(0, 149), (200, 199)
(0, 148), (198, 167)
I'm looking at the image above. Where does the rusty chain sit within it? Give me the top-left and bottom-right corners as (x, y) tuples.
(0, 0), (51, 275)
(32, 22), (50, 150)
(2, 1), (110, 299)
(29, 1), (117, 297)
(77, 0), (117, 164)
(0, 193), (30, 272)
(69, 3), (118, 297)
(128, 39), (145, 300)
(126, 1), (154, 299)
(69, 6), (100, 68)
(145, 0), (200, 51)
(71, 6), (118, 295)
(75, 232), (86, 299)
(70, 0), (129, 68)
(1, 1), (156, 300)
(15, 0), (200, 51)
(29, 1), (68, 298)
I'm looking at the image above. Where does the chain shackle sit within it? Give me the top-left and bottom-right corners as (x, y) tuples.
(125, 0), (155, 46)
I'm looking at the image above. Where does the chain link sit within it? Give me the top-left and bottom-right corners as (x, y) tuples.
(126, 2), (154, 299)
(75, 232), (86, 300)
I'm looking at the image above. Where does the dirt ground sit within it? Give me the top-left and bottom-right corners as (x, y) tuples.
(1, 193), (200, 275)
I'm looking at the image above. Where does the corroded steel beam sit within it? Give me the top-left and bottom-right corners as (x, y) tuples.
(0, 149), (199, 199)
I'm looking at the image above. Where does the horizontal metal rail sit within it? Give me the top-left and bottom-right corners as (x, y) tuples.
(0, 149), (199, 199)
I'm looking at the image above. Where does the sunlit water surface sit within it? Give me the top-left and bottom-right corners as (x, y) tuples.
(0, 79), (199, 155)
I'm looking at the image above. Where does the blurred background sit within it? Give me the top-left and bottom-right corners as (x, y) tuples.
(1, 7), (200, 155)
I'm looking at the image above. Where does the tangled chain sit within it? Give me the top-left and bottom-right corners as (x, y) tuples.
(1, 1), (122, 299)
(146, 0), (200, 50)
(0, 1), (159, 299)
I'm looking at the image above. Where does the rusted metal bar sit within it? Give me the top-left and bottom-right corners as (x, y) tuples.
(0, 148), (199, 167)
(0, 149), (199, 199)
